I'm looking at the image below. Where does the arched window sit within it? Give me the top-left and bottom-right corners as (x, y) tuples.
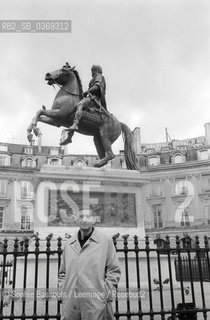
(174, 154), (182, 163)
(148, 156), (160, 166)
(72, 159), (87, 168)
(22, 157), (36, 168)
(172, 153), (185, 164)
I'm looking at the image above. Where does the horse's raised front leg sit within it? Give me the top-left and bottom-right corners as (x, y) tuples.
(27, 106), (66, 142)
(27, 107), (45, 142)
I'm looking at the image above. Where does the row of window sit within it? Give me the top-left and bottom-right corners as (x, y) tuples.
(0, 202), (209, 231)
(149, 176), (210, 197)
(0, 149), (209, 169)
(0, 181), (33, 199)
(1, 175), (210, 200)
(152, 204), (200, 229)
(0, 155), (89, 168)
(148, 149), (210, 166)
(0, 206), (31, 230)
(0, 146), (60, 155)
(0, 155), (63, 168)
(0, 203), (196, 231)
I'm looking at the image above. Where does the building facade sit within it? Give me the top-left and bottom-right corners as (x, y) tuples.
(0, 123), (210, 239)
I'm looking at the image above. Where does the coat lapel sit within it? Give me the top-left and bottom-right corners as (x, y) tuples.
(68, 234), (81, 254)
(68, 229), (102, 253)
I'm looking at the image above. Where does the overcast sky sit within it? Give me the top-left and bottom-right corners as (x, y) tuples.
(0, 0), (210, 154)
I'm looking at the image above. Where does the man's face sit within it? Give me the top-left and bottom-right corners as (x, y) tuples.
(76, 210), (95, 230)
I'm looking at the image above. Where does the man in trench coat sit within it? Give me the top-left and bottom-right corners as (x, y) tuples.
(58, 209), (121, 320)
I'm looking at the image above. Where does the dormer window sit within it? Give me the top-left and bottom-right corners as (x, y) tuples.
(21, 157), (36, 168)
(47, 158), (62, 165)
(50, 149), (59, 156)
(198, 149), (209, 161)
(148, 156), (160, 166)
(0, 145), (8, 152)
(72, 159), (87, 168)
(174, 154), (182, 163)
(24, 147), (33, 155)
(172, 152), (186, 164)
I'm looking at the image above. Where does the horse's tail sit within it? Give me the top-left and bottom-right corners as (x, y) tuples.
(120, 122), (139, 170)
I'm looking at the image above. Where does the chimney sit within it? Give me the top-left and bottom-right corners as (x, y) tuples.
(60, 131), (69, 155)
(38, 132), (42, 153)
(204, 123), (210, 145)
(61, 144), (68, 155)
(133, 127), (141, 154)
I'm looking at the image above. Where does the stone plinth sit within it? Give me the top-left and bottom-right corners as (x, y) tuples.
(33, 165), (148, 238)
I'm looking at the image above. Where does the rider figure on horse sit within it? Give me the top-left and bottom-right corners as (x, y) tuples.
(68, 65), (107, 131)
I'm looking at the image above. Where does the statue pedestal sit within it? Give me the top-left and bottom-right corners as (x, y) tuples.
(33, 165), (148, 239)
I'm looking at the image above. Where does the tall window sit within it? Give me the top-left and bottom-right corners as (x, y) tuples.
(0, 206), (4, 229)
(152, 204), (163, 228)
(151, 181), (162, 197)
(205, 206), (210, 224)
(0, 155), (10, 166)
(201, 175), (210, 192)
(21, 206), (31, 230)
(181, 209), (190, 227)
(0, 180), (7, 197)
(21, 181), (33, 199)
(175, 178), (188, 195)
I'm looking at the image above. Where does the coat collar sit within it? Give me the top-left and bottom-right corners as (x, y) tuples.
(89, 228), (101, 244)
(68, 228), (101, 245)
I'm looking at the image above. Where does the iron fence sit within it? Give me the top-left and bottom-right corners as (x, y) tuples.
(0, 234), (209, 319)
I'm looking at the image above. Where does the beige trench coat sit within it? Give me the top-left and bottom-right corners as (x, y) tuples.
(58, 229), (121, 320)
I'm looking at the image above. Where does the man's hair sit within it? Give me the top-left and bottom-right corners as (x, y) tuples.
(78, 209), (93, 217)
(91, 65), (102, 74)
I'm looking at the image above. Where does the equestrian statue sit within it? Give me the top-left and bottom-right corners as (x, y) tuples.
(27, 62), (139, 170)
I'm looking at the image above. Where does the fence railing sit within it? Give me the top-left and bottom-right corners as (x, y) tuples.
(0, 234), (210, 319)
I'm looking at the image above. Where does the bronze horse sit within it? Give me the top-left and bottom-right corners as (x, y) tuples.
(27, 63), (139, 170)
